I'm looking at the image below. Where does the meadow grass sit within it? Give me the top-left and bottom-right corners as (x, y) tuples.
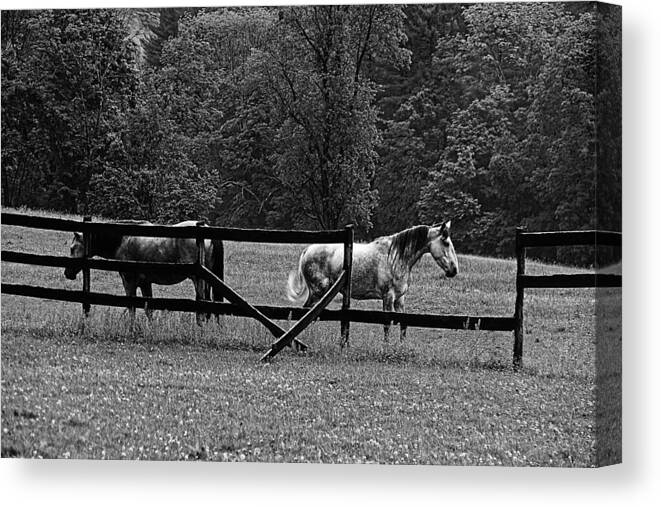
(1, 207), (620, 465)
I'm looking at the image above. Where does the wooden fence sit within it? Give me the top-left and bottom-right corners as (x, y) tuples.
(1, 212), (354, 360)
(513, 227), (622, 368)
(1, 212), (621, 366)
(1, 212), (514, 360)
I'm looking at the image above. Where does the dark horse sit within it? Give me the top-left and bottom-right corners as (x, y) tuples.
(287, 221), (458, 341)
(64, 220), (224, 322)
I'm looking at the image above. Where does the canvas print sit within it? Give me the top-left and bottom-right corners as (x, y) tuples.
(1, 2), (621, 466)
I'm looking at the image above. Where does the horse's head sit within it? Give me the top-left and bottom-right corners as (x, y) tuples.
(64, 232), (84, 280)
(428, 221), (458, 278)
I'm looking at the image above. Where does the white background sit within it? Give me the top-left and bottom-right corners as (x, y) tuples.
(1, 0), (659, 505)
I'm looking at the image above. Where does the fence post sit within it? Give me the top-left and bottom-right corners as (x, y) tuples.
(340, 224), (354, 347)
(216, 241), (224, 304)
(513, 226), (526, 369)
(82, 216), (92, 317)
(195, 221), (207, 322)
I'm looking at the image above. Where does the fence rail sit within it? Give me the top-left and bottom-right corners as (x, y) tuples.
(1, 212), (347, 244)
(520, 230), (622, 248)
(519, 273), (622, 289)
(261, 271), (349, 360)
(1, 250), (197, 275)
(1, 282), (515, 331)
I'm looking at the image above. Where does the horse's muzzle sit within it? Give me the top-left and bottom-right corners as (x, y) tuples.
(64, 269), (78, 280)
(445, 267), (458, 278)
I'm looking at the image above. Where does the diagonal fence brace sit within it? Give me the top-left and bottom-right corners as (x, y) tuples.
(198, 266), (308, 351)
(260, 270), (347, 362)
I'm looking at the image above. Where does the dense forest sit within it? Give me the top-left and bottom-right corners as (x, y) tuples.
(1, 4), (621, 263)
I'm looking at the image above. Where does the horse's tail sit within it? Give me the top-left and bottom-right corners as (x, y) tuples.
(287, 248), (309, 304)
(210, 238), (224, 301)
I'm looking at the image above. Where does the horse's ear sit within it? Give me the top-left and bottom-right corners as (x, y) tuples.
(74, 232), (82, 241)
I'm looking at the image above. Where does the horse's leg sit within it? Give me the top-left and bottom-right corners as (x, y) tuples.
(140, 282), (153, 321)
(303, 295), (317, 308)
(382, 292), (395, 342)
(198, 257), (212, 321)
(204, 263), (220, 323)
(394, 297), (406, 341)
(303, 277), (325, 308)
(204, 277), (212, 321)
(193, 276), (205, 326)
(121, 273), (137, 331)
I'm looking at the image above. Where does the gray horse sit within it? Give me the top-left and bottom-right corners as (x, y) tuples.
(65, 220), (224, 322)
(287, 221), (458, 340)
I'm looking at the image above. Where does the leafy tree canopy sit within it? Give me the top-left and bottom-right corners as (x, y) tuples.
(2, 5), (620, 265)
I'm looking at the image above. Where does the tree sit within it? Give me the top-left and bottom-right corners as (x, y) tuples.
(87, 79), (220, 222)
(417, 3), (605, 262)
(595, 4), (621, 234)
(371, 4), (466, 235)
(2, 5), (619, 266)
(1, 10), (138, 212)
(159, 8), (277, 226)
(245, 5), (410, 231)
(88, 8), (275, 224)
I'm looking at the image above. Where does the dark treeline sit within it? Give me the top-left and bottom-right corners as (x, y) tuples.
(1, 4), (620, 264)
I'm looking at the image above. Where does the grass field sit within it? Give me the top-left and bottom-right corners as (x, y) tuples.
(1, 207), (621, 465)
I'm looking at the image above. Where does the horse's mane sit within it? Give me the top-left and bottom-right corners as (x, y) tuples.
(388, 225), (430, 263)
